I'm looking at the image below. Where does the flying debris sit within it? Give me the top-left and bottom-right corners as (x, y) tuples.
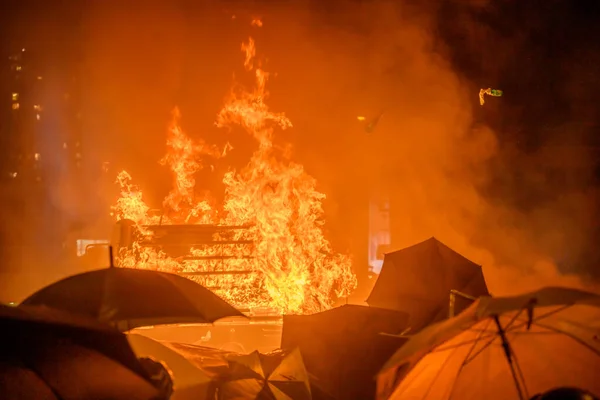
(359, 111), (384, 133)
(479, 88), (503, 106)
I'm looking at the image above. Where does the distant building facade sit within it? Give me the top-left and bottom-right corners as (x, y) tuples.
(368, 195), (391, 274)
(0, 41), (83, 262)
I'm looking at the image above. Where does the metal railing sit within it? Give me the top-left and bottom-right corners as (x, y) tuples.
(448, 289), (477, 318)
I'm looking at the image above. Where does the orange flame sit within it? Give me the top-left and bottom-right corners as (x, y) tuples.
(112, 35), (356, 314)
(159, 107), (230, 224)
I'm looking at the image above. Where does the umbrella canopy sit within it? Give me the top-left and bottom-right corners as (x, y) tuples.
(21, 267), (246, 330)
(0, 304), (159, 400)
(377, 287), (600, 400)
(281, 304), (409, 400)
(367, 237), (489, 331)
(220, 348), (312, 399)
(128, 333), (232, 400)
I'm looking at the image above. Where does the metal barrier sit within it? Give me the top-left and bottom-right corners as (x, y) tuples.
(448, 289), (477, 318)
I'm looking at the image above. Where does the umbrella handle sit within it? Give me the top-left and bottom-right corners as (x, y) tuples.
(109, 246), (115, 268)
(493, 315), (527, 400)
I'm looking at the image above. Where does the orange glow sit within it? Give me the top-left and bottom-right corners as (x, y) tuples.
(112, 36), (356, 315)
(251, 18), (263, 27)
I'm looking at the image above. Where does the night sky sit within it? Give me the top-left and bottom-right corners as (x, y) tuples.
(0, 0), (599, 300)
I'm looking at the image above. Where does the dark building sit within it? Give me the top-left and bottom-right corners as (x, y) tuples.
(3, 48), (44, 182)
(0, 2), (84, 270)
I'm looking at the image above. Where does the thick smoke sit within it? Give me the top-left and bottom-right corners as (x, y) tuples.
(259, 0), (599, 295)
(4, 0), (597, 302)
(77, 0), (600, 295)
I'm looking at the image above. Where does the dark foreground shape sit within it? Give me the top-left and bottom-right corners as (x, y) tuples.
(282, 304), (409, 400)
(533, 387), (600, 399)
(0, 304), (159, 400)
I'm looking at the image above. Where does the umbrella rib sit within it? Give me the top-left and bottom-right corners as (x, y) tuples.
(462, 335), (496, 366)
(447, 320), (496, 400)
(499, 305), (576, 335)
(502, 308), (525, 332)
(435, 305), (576, 354)
(533, 321), (600, 358)
(504, 305), (572, 332)
(460, 319), (497, 366)
(420, 340), (466, 399)
(433, 330), (496, 353)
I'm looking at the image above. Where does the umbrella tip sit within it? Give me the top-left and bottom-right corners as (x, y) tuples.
(109, 246), (115, 268)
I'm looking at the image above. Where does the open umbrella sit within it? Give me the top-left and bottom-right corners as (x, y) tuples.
(220, 348), (312, 399)
(367, 237), (489, 331)
(377, 287), (600, 400)
(0, 304), (159, 400)
(21, 267), (245, 331)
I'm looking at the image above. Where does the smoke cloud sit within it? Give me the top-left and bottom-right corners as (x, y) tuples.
(255, 0), (599, 295)
(58, 0), (600, 295)
(3, 0), (598, 302)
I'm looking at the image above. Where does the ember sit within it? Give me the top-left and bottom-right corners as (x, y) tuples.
(111, 33), (356, 315)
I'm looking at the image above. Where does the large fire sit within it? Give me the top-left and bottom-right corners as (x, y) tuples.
(111, 31), (356, 315)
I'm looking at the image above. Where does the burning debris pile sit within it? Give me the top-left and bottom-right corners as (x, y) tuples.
(111, 33), (356, 315)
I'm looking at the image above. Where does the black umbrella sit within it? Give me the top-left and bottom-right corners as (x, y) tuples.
(281, 305), (409, 400)
(367, 237), (489, 331)
(21, 267), (246, 331)
(0, 304), (160, 400)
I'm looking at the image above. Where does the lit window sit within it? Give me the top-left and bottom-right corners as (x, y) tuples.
(11, 93), (18, 101)
(10, 172), (17, 178)
(34, 153), (40, 161)
(37, 76), (42, 80)
(33, 105), (42, 111)
(63, 142), (67, 149)
(12, 103), (19, 110)
(22, 48), (25, 52)
(36, 114), (40, 120)
(15, 66), (21, 71)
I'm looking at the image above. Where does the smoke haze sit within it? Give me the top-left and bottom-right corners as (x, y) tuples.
(2, 0), (598, 302)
